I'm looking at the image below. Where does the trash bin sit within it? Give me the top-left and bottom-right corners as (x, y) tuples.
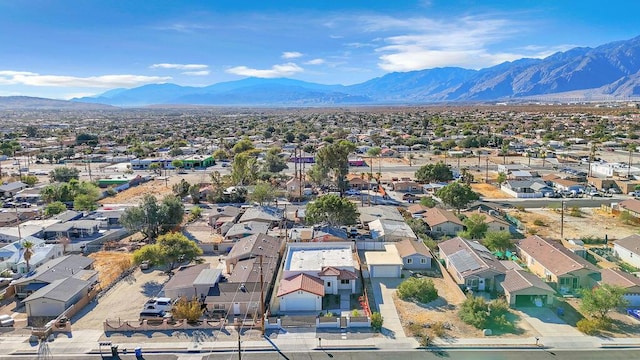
(135, 347), (142, 357)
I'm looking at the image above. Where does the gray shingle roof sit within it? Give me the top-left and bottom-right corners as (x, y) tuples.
(23, 277), (89, 303)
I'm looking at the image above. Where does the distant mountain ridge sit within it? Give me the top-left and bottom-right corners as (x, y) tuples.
(0, 96), (115, 110)
(5, 35), (640, 108)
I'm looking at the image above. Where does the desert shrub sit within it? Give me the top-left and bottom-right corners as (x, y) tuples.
(459, 296), (512, 330)
(371, 312), (383, 332)
(397, 278), (438, 304)
(533, 219), (546, 226)
(407, 322), (424, 336)
(577, 318), (600, 335)
(431, 321), (447, 337)
(569, 207), (582, 217)
(172, 296), (203, 322)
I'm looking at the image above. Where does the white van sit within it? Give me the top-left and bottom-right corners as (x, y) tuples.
(0, 314), (14, 327)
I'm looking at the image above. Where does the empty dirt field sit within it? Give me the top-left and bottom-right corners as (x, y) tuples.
(472, 183), (510, 199)
(89, 251), (133, 289)
(509, 207), (638, 241)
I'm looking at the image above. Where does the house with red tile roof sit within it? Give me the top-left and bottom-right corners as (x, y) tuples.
(277, 273), (325, 312)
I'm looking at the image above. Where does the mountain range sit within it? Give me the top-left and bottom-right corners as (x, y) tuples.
(4, 35), (640, 108)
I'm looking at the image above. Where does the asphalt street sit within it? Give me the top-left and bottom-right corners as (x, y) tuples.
(2, 348), (640, 360)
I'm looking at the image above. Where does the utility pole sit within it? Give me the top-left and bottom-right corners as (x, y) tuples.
(560, 200), (565, 240)
(259, 255), (265, 336)
(485, 157), (489, 183)
(237, 324), (242, 360)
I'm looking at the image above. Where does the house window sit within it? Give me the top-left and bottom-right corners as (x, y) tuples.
(340, 279), (350, 285)
(465, 278), (478, 288)
(326, 282), (331, 288)
(499, 226), (505, 231)
(407, 258), (413, 264)
(420, 258), (427, 264)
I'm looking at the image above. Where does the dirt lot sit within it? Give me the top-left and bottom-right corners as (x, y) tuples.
(72, 268), (170, 329)
(100, 172), (207, 205)
(509, 207), (638, 241)
(472, 183), (510, 199)
(394, 275), (537, 340)
(89, 251), (133, 290)
(562, 298), (640, 338)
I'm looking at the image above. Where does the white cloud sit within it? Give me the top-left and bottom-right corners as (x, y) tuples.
(333, 14), (564, 71)
(226, 63), (304, 78)
(182, 70), (210, 76)
(150, 63), (209, 70)
(305, 59), (325, 65)
(282, 52), (303, 59)
(0, 71), (171, 88)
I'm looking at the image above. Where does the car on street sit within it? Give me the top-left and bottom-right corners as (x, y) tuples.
(345, 189), (361, 196)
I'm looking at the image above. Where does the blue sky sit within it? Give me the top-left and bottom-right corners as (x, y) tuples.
(0, 0), (639, 99)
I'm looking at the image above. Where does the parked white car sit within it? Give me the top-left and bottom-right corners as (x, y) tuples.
(0, 314), (14, 327)
(144, 297), (173, 312)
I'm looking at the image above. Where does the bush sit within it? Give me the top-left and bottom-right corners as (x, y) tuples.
(371, 312), (383, 332)
(172, 296), (203, 322)
(569, 207), (582, 217)
(397, 278), (438, 304)
(577, 318), (600, 335)
(458, 296), (512, 330)
(431, 321), (447, 337)
(533, 219), (546, 226)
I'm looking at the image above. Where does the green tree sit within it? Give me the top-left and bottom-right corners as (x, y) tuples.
(397, 278), (438, 304)
(482, 231), (513, 252)
(580, 284), (628, 321)
(120, 194), (184, 240)
(459, 213), (488, 239)
(133, 232), (202, 271)
(172, 159), (185, 172)
(370, 312), (383, 332)
(22, 240), (34, 272)
(415, 162), (453, 183)
(212, 149), (229, 161)
(188, 184), (200, 204)
(44, 201), (67, 216)
(406, 217), (428, 237)
(366, 147), (382, 182)
(305, 194), (358, 226)
(250, 182), (277, 206)
(73, 194), (98, 211)
(419, 196), (437, 208)
(306, 164), (329, 186)
(263, 147), (288, 173)
(232, 138), (255, 155)
(316, 140), (356, 192)
(172, 179), (191, 197)
(49, 167), (80, 183)
(496, 172), (507, 185)
(149, 162), (162, 175)
(435, 182), (479, 214)
(20, 175), (38, 187)
(230, 152), (259, 186)
(458, 296), (511, 330)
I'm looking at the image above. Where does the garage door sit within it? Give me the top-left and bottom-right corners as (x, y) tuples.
(281, 297), (316, 312)
(371, 265), (400, 278)
(626, 294), (640, 307)
(515, 295), (546, 307)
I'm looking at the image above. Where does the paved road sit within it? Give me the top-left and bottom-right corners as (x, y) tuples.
(482, 198), (617, 208)
(2, 348), (640, 360)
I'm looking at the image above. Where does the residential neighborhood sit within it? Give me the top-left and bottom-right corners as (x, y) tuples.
(2, 104), (640, 358)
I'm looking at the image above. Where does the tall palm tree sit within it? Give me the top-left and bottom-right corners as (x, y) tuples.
(628, 143), (637, 179)
(22, 240), (34, 273)
(366, 147), (382, 183)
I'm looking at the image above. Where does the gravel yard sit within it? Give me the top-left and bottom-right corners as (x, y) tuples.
(72, 268), (170, 329)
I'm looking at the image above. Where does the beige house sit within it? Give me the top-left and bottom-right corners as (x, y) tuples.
(515, 235), (600, 294)
(422, 208), (464, 237)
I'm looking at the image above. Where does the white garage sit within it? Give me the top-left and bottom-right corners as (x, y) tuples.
(365, 245), (403, 278)
(277, 273), (324, 312)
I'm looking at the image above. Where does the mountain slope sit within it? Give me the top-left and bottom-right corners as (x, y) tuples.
(70, 35), (640, 106)
(0, 96), (115, 110)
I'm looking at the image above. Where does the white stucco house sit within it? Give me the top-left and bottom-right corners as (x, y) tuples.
(277, 242), (359, 312)
(364, 244), (403, 278)
(613, 235), (640, 269)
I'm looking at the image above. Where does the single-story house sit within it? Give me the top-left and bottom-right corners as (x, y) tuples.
(224, 221), (270, 241)
(277, 273), (325, 312)
(0, 181), (28, 198)
(600, 268), (640, 306)
(406, 204), (430, 217)
(238, 206), (282, 224)
(501, 180), (546, 198)
(438, 237), (506, 292)
(23, 276), (95, 319)
(618, 199), (640, 218)
(365, 244), (403, 278)
(367, 219), (417, 242)
(422, 208), (464, 237)
(395, 239), (432, 270)
(0, 237), (62, 275)
(613, 234), (640, 269)
(501, 269), (556, 307)
(358, 206), (405, 225)
(225, 233), (282, 273)
(205, 282), (264, 318)
(516, 235), (601, 294)
(392, 180), (422, 193)
(162, 263), (221, 300)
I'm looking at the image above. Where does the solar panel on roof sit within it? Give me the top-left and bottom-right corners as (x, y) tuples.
(448, 250), (482, 273)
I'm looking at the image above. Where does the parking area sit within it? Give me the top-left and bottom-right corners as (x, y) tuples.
(72, 268), (170, 329)
(517, 306), (582, 337)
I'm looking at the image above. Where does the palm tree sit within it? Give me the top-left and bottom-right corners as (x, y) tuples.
(366, 147), (382, 183)
(628, 144), (637, 179)
(22, 240), (34, 273)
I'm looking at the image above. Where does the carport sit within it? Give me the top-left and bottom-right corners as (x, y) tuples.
(502, 269), (555, 307)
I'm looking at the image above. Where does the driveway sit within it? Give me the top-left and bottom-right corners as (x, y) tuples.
(370, 278), (406, 339)
(72, 268), (170, 329)
(518, 307), (582, 337)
